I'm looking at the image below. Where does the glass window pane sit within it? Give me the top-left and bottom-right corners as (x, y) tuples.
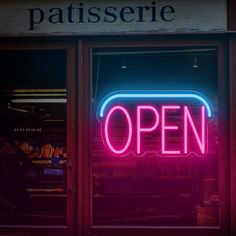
(0, 50), (67, 225)
(92, 48), (219, 226)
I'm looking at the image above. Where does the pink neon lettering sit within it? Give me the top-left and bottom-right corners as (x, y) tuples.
(104, 105), (132, 155)
(102, 104), (208, 157)
(137, 105), (159, 154)
(184, 106), (206, 154)
(161, 106), (181, 155)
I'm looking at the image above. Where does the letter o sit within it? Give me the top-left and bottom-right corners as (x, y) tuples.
(104, 105), (132, 155)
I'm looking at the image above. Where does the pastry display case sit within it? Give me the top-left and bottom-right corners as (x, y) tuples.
(0, 50), (68, 225)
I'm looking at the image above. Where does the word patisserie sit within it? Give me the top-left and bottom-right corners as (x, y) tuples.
(28, 2), (175, 30)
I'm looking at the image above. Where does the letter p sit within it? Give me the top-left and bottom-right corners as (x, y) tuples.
(28, 8), (44, 30)
(137, 105), (159, 154)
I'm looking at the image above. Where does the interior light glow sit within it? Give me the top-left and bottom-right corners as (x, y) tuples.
(11, 98), (67, 103)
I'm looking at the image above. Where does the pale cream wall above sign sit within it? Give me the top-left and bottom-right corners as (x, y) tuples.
(0, 0), (227, 36)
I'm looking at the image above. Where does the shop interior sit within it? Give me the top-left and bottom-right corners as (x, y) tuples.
(0, 50), (67, 225)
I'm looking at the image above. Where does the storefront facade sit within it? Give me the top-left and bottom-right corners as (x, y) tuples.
(0, 1), (235, 236)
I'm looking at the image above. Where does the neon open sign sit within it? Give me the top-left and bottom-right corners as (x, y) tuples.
(97, 91), (213, 157)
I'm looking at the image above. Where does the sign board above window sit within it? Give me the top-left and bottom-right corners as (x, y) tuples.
(0, 0), (227, 36)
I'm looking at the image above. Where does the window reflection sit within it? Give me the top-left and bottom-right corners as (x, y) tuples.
(92, 48), (219, 226)
(0, 51), (67, 225)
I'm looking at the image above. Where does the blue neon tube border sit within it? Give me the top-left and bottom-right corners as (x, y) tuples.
(97, 90), (213, 118)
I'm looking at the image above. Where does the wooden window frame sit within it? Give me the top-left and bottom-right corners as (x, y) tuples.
(80, 36), (230, 236)
(0, 38), (77, 236)
(229, 36), (236, 236)
(0, 35), (232, 236)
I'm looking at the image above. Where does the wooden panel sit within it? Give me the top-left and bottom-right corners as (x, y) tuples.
(229, 37), (236, 236)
